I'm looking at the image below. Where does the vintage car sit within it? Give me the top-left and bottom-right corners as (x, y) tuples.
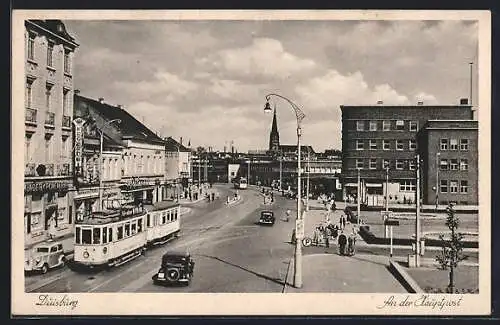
(258, 210), (275, 226)
(152, 250), (195, 286)
(24, 240), (66, 274)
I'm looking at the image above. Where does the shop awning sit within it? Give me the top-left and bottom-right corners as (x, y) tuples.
(121, 187), (154, 193)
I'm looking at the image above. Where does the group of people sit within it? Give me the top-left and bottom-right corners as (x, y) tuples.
(261, 187), (275, 204)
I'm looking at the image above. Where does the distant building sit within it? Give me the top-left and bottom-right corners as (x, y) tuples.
(340, 101), (475, 206)
(24, 20), (79, 249)
(163, 137), (192, 200)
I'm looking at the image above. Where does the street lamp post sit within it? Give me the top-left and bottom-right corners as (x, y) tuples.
(384, 166), (389, 238)
(247, 159), (250, 185)
(264, 93), (306, 289)
(98, 118), (121, 211)
(435, 152), (440, 210)
(415, 154), (422, 267)
(306, 148), (310, 211)
(279, 154), (283, 192)
(357, 167), (361, 226)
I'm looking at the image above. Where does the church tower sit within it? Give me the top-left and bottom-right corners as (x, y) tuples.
(269, 105), (280, 153)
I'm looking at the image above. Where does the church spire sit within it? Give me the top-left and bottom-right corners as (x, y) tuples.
(269, 104), (280, 153)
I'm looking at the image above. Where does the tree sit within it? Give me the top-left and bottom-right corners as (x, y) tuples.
(435, 203), (468, 293)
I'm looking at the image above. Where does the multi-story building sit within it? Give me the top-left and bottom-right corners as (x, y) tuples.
(24, 20), (78, 249)
(340, 101), (474, 206)
(74, 95), (166, 207)
(418, 120), (478, 205)
(72, 93), (124, 221)
(164, 137), (191, 200)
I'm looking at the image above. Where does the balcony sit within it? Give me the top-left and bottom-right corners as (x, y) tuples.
(57, 163), (71, 176)
(25, 108), (37, 125)
(45, 112), (55, 127)
(62, 115), (71, 129)
(25, 163), (36, 177)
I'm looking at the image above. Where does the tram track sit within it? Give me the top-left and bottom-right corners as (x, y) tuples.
(27, 186), (262, 293)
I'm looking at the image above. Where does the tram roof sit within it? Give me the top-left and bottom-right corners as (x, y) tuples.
(144, 200), (180, 211)
(78, 207), (146, 225)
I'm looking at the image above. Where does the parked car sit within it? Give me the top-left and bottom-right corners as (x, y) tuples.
(152, 250), (195, 286)
(24, 240), (66, 274)
(258, 210), (275, 226)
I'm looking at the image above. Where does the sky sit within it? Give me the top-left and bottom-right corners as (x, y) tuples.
(64, 19), (478, 152)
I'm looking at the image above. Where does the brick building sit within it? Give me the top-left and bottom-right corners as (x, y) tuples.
(418, 120), (478, 205)
(340, 102), (474, 206)
(24, 20), (78, 249)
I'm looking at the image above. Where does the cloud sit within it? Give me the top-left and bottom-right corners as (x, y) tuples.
(199, 38), (317, 79)
(113, 70), (198, 102)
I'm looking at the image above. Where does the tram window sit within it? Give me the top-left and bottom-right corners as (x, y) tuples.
(131, 222), (136, 235)
(117, 225), (123, 240)
(174, 209), (178, 220)
(93, 228), (101, 244)
(162, 212), (166, 224)
(167, 211), (171, 222)
(82, 229), (92, 244)
(102, 226), (107, 244)
(109, 228), (113, 242)
(125, 223), (130, 237)
(75, 227), (81, 244)
(138, 219), (143, 232)
(147, 214), (151, 228)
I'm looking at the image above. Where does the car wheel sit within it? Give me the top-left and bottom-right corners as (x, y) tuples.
(41, 264), (49, 274)
(166, 268), (180, 282)
(60, 257), (65, 268)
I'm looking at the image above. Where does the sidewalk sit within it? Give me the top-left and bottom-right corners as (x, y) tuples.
(284, 253), (407, 293)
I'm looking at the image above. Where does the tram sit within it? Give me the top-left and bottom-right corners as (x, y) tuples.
(234, 177), (248, 189)
(73, 200), (181, 269)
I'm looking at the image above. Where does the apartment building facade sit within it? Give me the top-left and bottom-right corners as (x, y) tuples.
(340, 102), (474, 206)
(24, 20), (78, 248)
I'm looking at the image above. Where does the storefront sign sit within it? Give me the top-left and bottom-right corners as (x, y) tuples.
(120, 177), (154, 190)
(73, 118), (86, 177)
(24, 180), (71, 193)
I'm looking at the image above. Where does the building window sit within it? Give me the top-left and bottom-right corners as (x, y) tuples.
(369, 158), (377, 170)
(45, 137), (52, 162)
(440, 180), (448, 193)
(356, 121), (364, 131)
(355, 159), (364, 169)
(25, 134), (32, 163)
(449, 180), (458, 193)
(63, 89), (70, 115)
(450, 139), (458, 150)
(47, 42), (54, 67)
(440, 139), (449, 150)
(383, 120), (391, 131)
(460, 159), (469, 171)
(396, 120), (405, 131)
(25, 79), (34, 108)
(396, 140), (404, 151)
(450, 159), (459, 171)
(61, 137), (68, 159)
(64, 49), (71, 74)
(409, 121), (418, 131)
(45, 84), (52, 111)
(400, 180), (416, 192)
(383, 140), (390, 150)
(369, 140), (377, 150)
(409, 160), (416, 170)
(382, 159), (390, 169)
(369, 121), (377, 131)
(28, 33), (35, 60)
(440, 159), (449, 170)
(396, 160), (404, 170)
(356, 140), (364, 150)
(460, 139), (469, 151)
(409, 139), (417, 150)
(460, 180), (468, 193)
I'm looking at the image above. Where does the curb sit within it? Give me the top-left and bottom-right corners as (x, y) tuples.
(389, 259), (424, 293)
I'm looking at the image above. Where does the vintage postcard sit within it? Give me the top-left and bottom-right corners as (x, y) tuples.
(11, 9), (491, 316)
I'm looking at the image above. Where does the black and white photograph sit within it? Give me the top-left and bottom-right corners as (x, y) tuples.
(11, 10), (491, 316)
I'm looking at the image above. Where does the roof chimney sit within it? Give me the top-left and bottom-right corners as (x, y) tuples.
(117, 104), (122, 108)
(377, 100), (383, 105)
(180, 137), (183, 145)
(98, 97), (104, 103)
(74, 89), (80, 95)
(417, 101), (424, 106)
(460, 98), (469, 105)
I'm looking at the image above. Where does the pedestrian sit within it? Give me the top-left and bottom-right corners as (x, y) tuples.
(324, 227), (330, 248)
(291, 228), (296, 244)
(341, 214), (346, 229)
(338, 232), (347, 255)
(211, 192), (215, 201)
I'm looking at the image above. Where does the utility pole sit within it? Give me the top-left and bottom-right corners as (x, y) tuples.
(415, 154), (421, 267)
(279, 153), (283, 191)
(385, 166), (389, 238)
(247, 159), (250, 184)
